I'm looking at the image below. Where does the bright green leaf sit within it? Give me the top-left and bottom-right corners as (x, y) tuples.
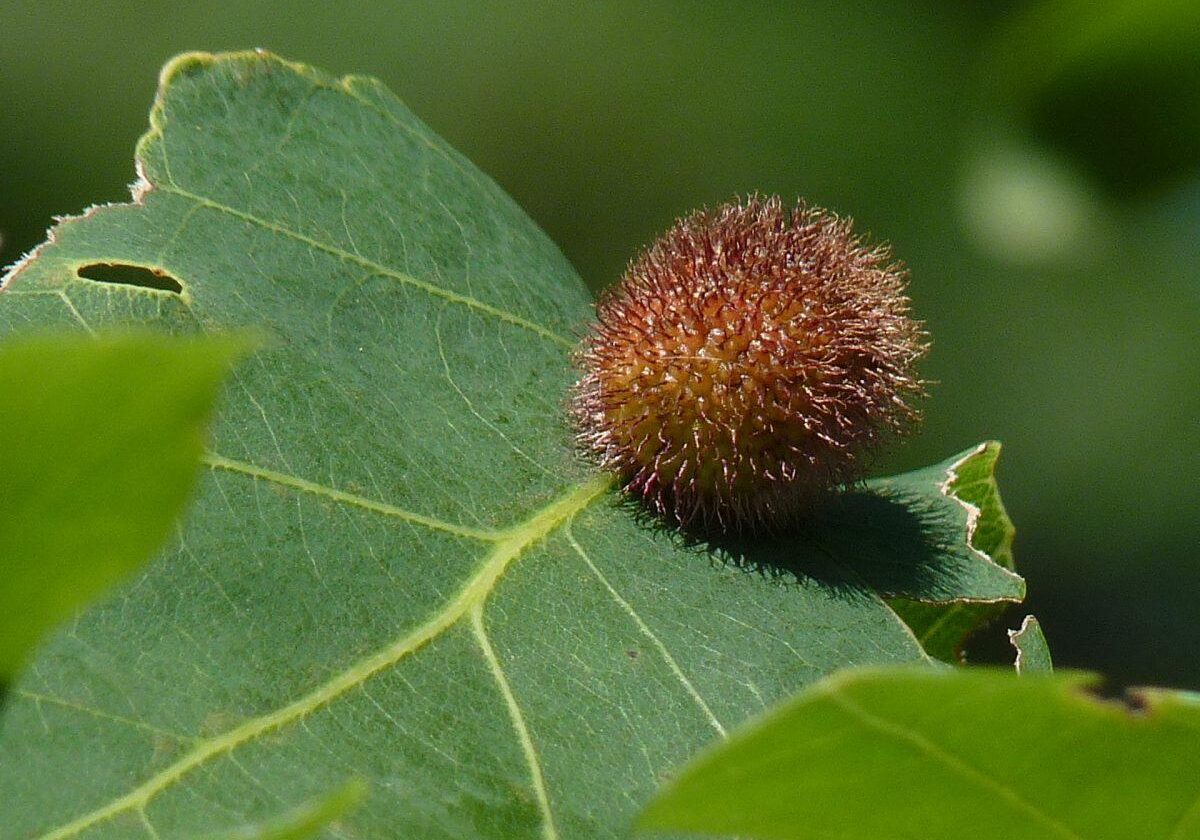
(638, 667), (1200, 840)
(0, 331), (246, 684)
(0, 52), (1020, 838)
(1010, 615), (1053, 675)
(210, 779), (367, 840)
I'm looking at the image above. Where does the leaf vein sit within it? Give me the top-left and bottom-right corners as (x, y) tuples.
(31, 474), (611, 840)
(434, 306), (553, 477)
(825, 687), (1086, 840)
(154, 183), (574, 348)
(203, 452), (498, 541)
(58, 291), (95, 335)
(13, 690), (196, 746)
(471, 605), (560, 840)
(566, 520), (726, 738)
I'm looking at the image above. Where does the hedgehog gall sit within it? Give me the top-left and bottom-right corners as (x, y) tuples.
(571, 196), (928, 531)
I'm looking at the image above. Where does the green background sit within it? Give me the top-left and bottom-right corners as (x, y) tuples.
(2, 0), (1197, 688)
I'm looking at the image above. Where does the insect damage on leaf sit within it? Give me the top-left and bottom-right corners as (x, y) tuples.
(572, 196), (928, 530)
(76, 263), (184, 295)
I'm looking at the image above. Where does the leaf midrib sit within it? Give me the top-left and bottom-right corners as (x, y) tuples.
(33, 472), (613, 840)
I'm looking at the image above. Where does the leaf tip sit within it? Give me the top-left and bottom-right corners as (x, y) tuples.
(1009, 614), (1052, 675)
(158, 50), (220, 90)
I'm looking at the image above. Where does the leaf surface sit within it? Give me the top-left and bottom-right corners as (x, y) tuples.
(0, 51), (1020, 839)
(638, 668), (1200, 840)
(0, 332), (244, 684)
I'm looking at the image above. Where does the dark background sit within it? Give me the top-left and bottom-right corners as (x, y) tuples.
(3, 1), (1197, 687)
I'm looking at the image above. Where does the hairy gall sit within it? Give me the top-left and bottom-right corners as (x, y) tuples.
(571, 196), (928, 530)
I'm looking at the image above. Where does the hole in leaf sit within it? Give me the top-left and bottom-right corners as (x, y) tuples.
(77, 263), (183, 294)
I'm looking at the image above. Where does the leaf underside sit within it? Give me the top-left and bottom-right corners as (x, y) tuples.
(0, 52), (1022, 839)
(888, 441), (1019, 662)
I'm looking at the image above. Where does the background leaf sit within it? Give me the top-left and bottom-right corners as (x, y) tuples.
(0, 332), (245, 685)
(639, 668), (1200, 840)
(0, 52), (1016, 838)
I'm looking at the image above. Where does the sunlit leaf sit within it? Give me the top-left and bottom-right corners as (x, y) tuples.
(0, 332), (245, 685)
(1010, 615), (1053, 675)
(639, 668), (1200, 840)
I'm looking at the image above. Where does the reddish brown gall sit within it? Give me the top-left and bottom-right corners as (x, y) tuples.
(571, 196), (928, 530)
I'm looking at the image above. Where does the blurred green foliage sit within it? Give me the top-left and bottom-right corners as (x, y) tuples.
(2, 0), (1197, 687)
(213, 779), (366, 839)
(987, 0), (1200, 196)
(0, 332), (246, 685)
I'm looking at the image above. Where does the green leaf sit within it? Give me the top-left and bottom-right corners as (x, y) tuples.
(0, 331), (245, 684)
(1010, 615), (1053, 675)
(703, 443), (1024, 611)
(889, 441), (1020, 662)
(638, 667), (1200, 840)
(210, 779), (367, 840)
(0, 52), (1020, 838)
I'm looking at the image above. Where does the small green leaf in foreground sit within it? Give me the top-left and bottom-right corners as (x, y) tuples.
(638, 667), (1200, 840)
(0, 332), (246, 683)
(1010, 614), (1053, 675)
(213, 779), (367, 840)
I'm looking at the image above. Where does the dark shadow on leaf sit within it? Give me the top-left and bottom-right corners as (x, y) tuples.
(614, 483), (962, 603)
(812, 488), (958, 598)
